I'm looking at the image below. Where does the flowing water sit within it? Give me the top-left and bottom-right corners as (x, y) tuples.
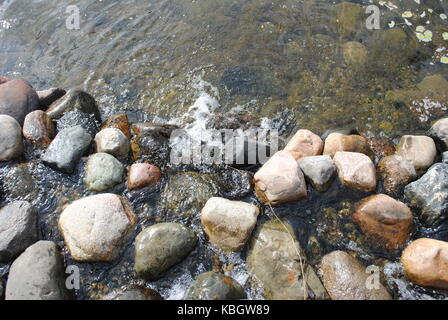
(0, 0), (448, 300)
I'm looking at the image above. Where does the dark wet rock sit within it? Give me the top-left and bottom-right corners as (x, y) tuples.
(428, 117), (448, 152)
(353, 194), (414, 251)
(404, 163), (448, 227)
(37, 88), (66, 109)
(342, 41), (368, 67)
(56, 109), (100, 137)
(131, 122), (178, 137)
(367, 137), (395, 161)
(42, 125), (92, 174)
(0, 115), (24, 161)
(59, 194), (137, 262)
(84, 153), (124, 192)
(22, 110), (55, 147)
(378, 155), (416, 196)
(201, 197), (259, 252)
(184, 272), (246, 300)
(333, 152), (377, 192)
(298, 155), (336, 192)
(127, 163), (161, 190)
(101, 286), (162, 300)
(320, 251), (392, 300)
(396, 135), (436, 172)
(0, 78), (39, 125)
(248, 220), (329, 300)
(3, 163), (38, 201)
(130, 127), (170, 165)
(102, 114), (131, 138)
(5, 241), (73, 300)
(323, 133), (372, 158)
(94, 128), (130, 159)
(214, 168), (253, 199)
(47, 89), (101, 121)
(0, 201), (37, 263)
(134, 223), (198, 280)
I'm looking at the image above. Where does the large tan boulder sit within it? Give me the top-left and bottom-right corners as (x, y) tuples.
(396, 135), (437, 171)
(333, 152), (377, 192)
(323, 133), (372, 158)
(284, 129), (323, 160)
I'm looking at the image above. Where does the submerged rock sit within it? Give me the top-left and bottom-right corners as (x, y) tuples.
(22, 110), (55, 147)
(332, 2), (364, 38)
(0, 201), (37, 263)
(37, 88), (66, 109)
(342, 41), (368, 67)
(254, 151), (307, 206)
(396, 135), (436, 172)
(101, 286), (162, 300)
(378, 155), (416, 196)
(127, 163), (161, 190)
(201, 197), (259, 252)
(84, 153), (124, 192)
(320, 251), (392, 300)
(47, 89), (101, 121)
(428, 117), (448, 152)
(247, 220), (329, 300)
(184, 272), (246, 300)
(130, 127), (170, 165)
(401, 238), (448, 290)
(56, 109), (100, 137)
(333, 152), (377, 192)
(42, 125), (92, 174)
(134, 223), (197, 280)
(298, 155), (336, 192)
(94, 128), (130, 159)
(323, 133), (372, 158)
(0, 115), (24, 161)
(352, 194), (414, 251)
(284, 129), (323, 160)
(102, 114), (131, 138)
(59, 194), (137, 262)
(0, 78), (39, 125)
(5, 241), (72, 300)
(404, 163), (448, 227)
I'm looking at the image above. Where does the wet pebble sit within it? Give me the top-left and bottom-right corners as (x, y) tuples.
(127, 163), (161, 190)
(298, 155), (336, 192)
(0, 115), (24, 161)
(94, 128), (130, 159)
(47, 89), (100, 121)
(378, 154), (416, 196)
(36, 88), (66, 109)
(333, 151), (377, 192)
(84, 153), (124, 191)
(396, 135), (437, 172)
(184, 272), (246, 300)
(0, 78), (39, 125)
(284, 129), (323, 160)
(22, 110), (55, 147)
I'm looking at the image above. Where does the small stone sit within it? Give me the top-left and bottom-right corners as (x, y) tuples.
(401, 238), (448, 290)
(102, 114), (131, 138)
(378, 155), (416, 196)
(284, 129), (324, 160)
(320, 251), (392, 300)
(254, 151), (307, 206)
(0, 201), (37, 263)
(201, 197), (259, 252)
(342, 41), (368, 66)
(130, 127), (171, 165)
(37, 88), (66, 109)
(5, 241), (73, 300)
(22, 110), (55, 147)
(404, 163), (448, 227)
(396, 135), (437, 171)
(333, 152), (377, 192)
(42, 125), (92, 174)
(298, 155), (336, 192)
(94, 128), (130, 159)
(127, 163), (161, 190)
(47, 89), (101, 121)
(323, 133), (372, 158)
(84, 153), (124, 192)
(353, 194), (414, 250)
(0, 78), (39, 125)
(101, 286), (162, 300)
(184, 272), (246, 300)
(58, 194), (137, 262)
(134, 223), (198, 280)
(428, 117), (448, 151)
(0, 115), (23, 161)
(367, 137), (395, 160)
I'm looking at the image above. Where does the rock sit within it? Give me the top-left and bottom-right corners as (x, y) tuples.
(42, 126), (92, 174)
(320, 251), (392, 300)
(247, 220), (329, 300)
(404, 163), (448, 227)
(37, 88), (66, 109)
(56, 109), (100, 137)
(352, 194), (414, 250)
(102, 114), (131, 138)
(443, 151), (448, 164)
(323, 133), (372, 158)
(0, 201), (37, 263)
(333, 2), (364, 38)
(342, 41), (368, 67)
(47, 89), (101, 121)
(184, 272), (246, 300)
(367, 137), (395, 160)
(284, 129), (323, 160)
(131, 122), (178, 137)
(428, 117), (448, 151)
(84, 153), (124, 192)
(94, 128), (130, 159)
(396, 135), (437, 171)
(201, 197), (259, 252)
(333, 152), (377, 192)
(22, 110), (55, 147)
(254, 151), (307, 206)
(298, 155), (336, 192)
(5, 241), (72, 300)
(130, 127), (170, 165)
(127, 163), (161, 190)
(101, 286), (162, 300)
(0, 115), (23, 161)
(401, 238), (448, 290)
(0, 78), (39, 125)
(58, 194), (137, 262)
(134, 223), (197, 280)
(378, 155), (416, 196)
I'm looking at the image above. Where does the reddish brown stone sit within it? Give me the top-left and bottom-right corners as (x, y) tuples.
(367, 137), (395, 160)
(377, 155), (416, 196)
(23, 111), (55, 147)
(323, 133), (372, 158)
(127, 163), (162, 190)
(102, 114), (131, 138)
(284, 129), (324, 160)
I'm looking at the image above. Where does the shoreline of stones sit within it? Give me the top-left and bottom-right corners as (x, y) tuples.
(0, 76), (448, 300)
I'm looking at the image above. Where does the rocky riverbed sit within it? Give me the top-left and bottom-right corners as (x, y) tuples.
(0, 75), (448, 300)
